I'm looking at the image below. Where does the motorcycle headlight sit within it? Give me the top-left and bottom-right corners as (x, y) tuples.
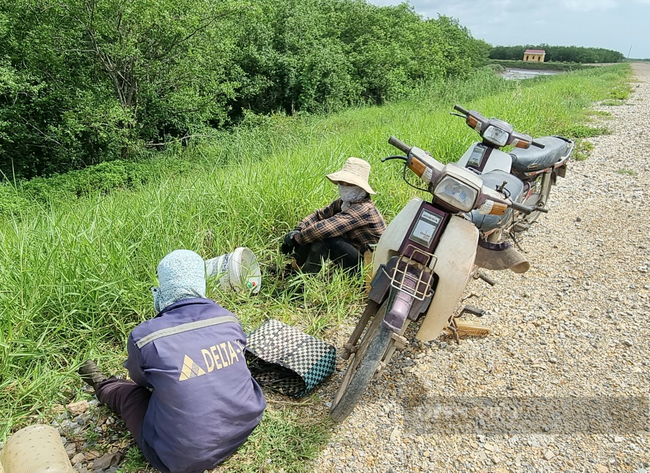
(433, 176), (478, 212)
(483, 125), (509, 147)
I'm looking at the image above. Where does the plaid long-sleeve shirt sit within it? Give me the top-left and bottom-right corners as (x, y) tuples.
(293, 197), (386, 253)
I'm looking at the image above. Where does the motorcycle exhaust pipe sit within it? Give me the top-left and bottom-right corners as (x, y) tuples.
(475, 240), (530, 273)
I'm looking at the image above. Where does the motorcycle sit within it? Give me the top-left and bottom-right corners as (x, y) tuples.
(453, 105), (574, 272)
(329, 107), (574, 422)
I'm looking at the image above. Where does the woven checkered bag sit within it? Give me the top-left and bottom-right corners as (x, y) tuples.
(245, 319), (336, 397)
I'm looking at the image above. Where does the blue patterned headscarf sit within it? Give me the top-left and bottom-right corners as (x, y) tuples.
(151, 249), (207, 313)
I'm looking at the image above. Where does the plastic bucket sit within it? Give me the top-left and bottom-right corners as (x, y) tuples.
(1, 424), (75, 473)
(205, 247), (261, 294)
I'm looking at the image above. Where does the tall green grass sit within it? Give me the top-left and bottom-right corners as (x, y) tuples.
(0, 64), (630, 470)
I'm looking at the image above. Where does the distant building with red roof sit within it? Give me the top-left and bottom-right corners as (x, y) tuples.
(524, 49), (546, 62)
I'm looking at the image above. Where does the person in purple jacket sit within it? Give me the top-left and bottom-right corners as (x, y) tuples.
(79, 249), (266, 473)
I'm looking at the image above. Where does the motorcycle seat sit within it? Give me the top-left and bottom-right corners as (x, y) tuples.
(509, 136), (571, 173)
(467, 169), (524, 233)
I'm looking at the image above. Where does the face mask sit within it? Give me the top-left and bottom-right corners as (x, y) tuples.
(338, 184), (367, 203)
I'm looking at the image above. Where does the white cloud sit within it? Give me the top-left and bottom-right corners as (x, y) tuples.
(562, 0), (617, 11)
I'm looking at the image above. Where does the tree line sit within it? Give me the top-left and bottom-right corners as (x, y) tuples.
(489, 45), (624, 64)
(0, 0), (489, 180)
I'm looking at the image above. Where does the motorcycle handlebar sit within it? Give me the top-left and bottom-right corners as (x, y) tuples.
(453, 104), (470, 116)
(388, 136), (412, 154)
(508, 200), (548, 214)
(531, 140), (546, 149)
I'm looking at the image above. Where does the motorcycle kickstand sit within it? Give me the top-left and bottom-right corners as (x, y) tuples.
(446, 321), (461, 344)
(509, 230), (526, 253)
(473, 270), (496, 286)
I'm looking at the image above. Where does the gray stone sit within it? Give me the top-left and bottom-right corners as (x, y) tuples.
(65, 441), (77, 458)
(71, 453), (85, 465)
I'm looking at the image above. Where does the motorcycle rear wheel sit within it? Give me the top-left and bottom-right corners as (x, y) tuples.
(330, 300), (393, 422)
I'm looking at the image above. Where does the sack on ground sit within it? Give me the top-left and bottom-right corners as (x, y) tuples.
(245, 319), (336, 397)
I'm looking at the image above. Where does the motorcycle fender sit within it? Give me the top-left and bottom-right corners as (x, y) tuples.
(372, 197), (424, 275)
(415, 216), (479, 341)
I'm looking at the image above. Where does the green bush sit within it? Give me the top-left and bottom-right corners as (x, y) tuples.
(0, 183), (31, 215)
(490, 44), (624, 63)
(0, 0), (490, 180)
(0, 156), (198, 216)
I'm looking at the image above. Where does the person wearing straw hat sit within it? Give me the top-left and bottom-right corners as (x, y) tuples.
(281, 157), (386, 274)
(78, 249), (266, 473)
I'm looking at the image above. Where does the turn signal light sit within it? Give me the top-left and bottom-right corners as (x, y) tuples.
(478, 201), (508, 215)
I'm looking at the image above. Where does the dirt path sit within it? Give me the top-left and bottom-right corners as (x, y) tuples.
(314, 63), (650, 473)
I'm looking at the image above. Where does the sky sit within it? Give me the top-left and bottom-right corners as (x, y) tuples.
(367, 0), (650, 59)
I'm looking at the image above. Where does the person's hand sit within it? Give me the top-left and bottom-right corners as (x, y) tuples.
(281, 231), (299, 254)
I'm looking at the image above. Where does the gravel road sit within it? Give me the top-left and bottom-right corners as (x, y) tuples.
(314, 62), (650, 473)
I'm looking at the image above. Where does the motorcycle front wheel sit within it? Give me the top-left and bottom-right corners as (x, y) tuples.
(330, 299), (393, 422)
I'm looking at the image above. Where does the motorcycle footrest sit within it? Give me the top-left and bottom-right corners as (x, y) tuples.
(460, 305), (485, 317)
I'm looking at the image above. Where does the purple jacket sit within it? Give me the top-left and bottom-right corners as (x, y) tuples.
(124, 298), (266, 473)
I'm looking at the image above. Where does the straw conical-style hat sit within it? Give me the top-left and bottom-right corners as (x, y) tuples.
(326, 157), (375, 195)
